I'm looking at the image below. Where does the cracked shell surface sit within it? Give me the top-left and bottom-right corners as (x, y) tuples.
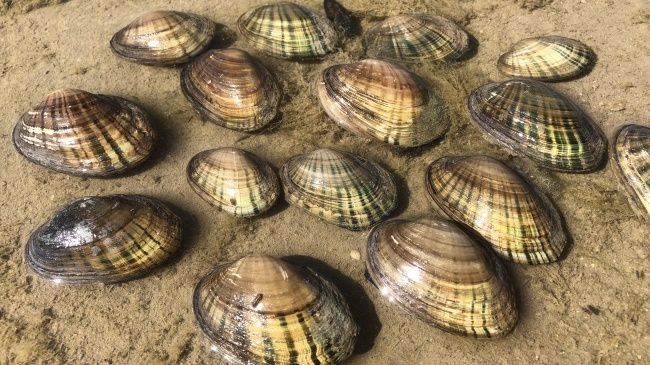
(612, 124), (650, 220)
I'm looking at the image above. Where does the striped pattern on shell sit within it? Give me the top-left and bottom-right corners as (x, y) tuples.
(181, 48), (281, 132)
(280, 148), (398, 230)
(193, 255), (358, 365)
(612, 124), (650, 220)
(12, 89), (156, 177)
(187, 148), (280, 217)
(25, 195), (182, 284)
(425, 155), (568, 264)
(363, 14), (470, 63)
(367, 219), (518, 338)
(316, 59), (449, 147)
(468, 79), (606, 172)
(497, 36), (595, 81)
(237, 2), (339, 60)
(110, 10), (216, 66)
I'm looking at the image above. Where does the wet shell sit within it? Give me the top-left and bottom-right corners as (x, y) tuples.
(25, 195), (182, 284)
(110, 10), (216, 66)
(193, 255), (358, 365)
(612, 124), (650, 220)
(425, 155), (568, 264)
(280, 148), (397, 230)
(181, 48), (281, 132)
(187, 148), (280, 217)
(237, 2), (339, 60)
(363, 14), (470, 63)
(316, 59), (449, 147)
(366, 218), (518, 338)
(498, 36), (595, 81)
(12, 89), (156, 177)
(468, 79), (606, 172)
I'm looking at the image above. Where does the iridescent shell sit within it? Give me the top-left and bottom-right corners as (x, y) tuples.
(612, 124), (650, 220)
(468, 79), (606, 172)
(194, 255), (358, 365)
(110, 10), (216, 66)
(316, 59), (449, 147)
(498, 36), (595, 81)
(187, 148), (280, 217)
(237, 2), (339, 60)
(363, 14), (470, 63)
(280, 148), (397, 230)
(25, 195), (182, 284)
(181, 48), (281, 132)
(12, 89), (156, 177)
(367, 218), (518, 338)
(425, 155), (568, 264)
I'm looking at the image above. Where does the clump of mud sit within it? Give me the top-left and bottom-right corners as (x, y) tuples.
(513, 0), (553, 11)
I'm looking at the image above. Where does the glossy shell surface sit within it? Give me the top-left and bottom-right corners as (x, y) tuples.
(468, 79), (606, 172)
(612, 124), (650, 220)
(25, 195), (182, 284)
(187, 148), (280, 217)
(193, 255), (358, 365)
(316, 59), (449, 147)
(425, 155), (568, 264)
(12, 89), (156, 177)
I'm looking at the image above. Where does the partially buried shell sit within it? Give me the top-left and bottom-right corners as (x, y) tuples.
(110, 10), (216, 66)
(612, 124), (650, 220)
(280, 148), (397, 230)
(468, 79), (606, 172)
(366, 218), (518, 338)
(181, 48), (281, 132)
(363, 14), (470, 63)
(237, 2), (339, 60)
(12, 89), (156, 177)
(187, 148), (280, 217)
(316, 59), (449, 147)
(425, 155), (568, 264)
(498, 36), (595, 81)
(25, 195), (182, 284)
(193, 255), (358, 365)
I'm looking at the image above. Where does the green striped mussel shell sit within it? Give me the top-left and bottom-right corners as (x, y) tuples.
(363, 14), (470, 63)
(367, 218), (518, 338)
(187, 147), (280, 218)
(25, 195), (182, 284)
(237, 2), (339, 60)
(280, 148), (398, 230)
(467, 79), (606, 172)
(12, 89), (156, 177)
(316, 59), (449, 147)
(425, 155), (568, 264)
(193, 255), (358, 365)
(497, 36), (595, 81)
(612, 124), (650, 220)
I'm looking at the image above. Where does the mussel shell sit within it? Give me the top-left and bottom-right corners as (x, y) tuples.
(612, 124), (650, 220)
(363, 14), (470, 63)
(280, 148), (398, 230)
(237, 2), (339, 60)
(12, 89), (156, 177)
(498, 36), (595, 81)
(367, 218), (518, 338)
(425, 155), (568, 264)
(110, 10), (216, 66)
(468, 79), (606, 172)
(181, 48), (281, 132)
(193, 255), (358, 365)
(25, 195), (182, 284)
(187, 148), (280, 217)
(316, 59), (449, 147)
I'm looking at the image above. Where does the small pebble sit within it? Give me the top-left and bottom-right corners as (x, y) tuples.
(350, 250), (361, 261)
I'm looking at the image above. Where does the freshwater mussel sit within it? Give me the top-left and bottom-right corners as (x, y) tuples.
(25, 195), (182, 284)
(425, 155), (568, 264)
(366, 218), (518, 338)
(193, 254), (358, 365)
(12, 89), (156, 177)
(612, 124), (650, 220)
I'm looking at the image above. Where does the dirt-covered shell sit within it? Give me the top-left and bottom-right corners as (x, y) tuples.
(612, 124), (650, 220)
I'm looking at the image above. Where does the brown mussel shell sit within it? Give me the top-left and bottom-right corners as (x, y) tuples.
(612, 124), (650, 220)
